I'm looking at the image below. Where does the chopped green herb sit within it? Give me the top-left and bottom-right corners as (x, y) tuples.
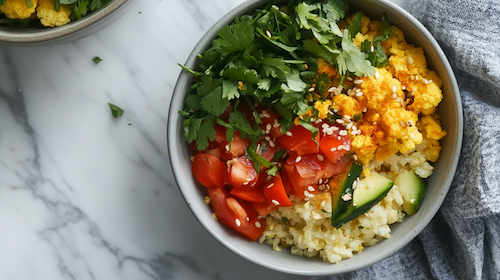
(358, 225), (364, 230)
(108, 103), (124, 118)
(282, 217), (289, 224)
(92, 56), (103, 65)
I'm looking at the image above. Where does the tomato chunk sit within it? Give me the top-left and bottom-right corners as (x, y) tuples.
(263, 172), (293, 207)
(230, 156), (258, 188)
(259, 108), (284, 138)
(277, 125), (319, 155)
(319, 127), (351, 163)
(207, 187), (265, 241)
(230, 187), (267, 203)
(219, 131), (250, 161)
(192, 153), (225, 188)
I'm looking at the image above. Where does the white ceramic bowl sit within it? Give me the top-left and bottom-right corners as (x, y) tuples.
(168, 0), (463, 275)
(0, 0), (130, 46)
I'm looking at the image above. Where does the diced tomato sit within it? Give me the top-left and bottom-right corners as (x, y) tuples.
(219, 131), (251, 161)
(277, 125), (319, 155)
(259, 108), (284, 138)
(288, 153), (324, 179)
(319, 127), (351, 163)
(229, 156), (259, 188)
(207, 187), (265, 241)
(252, 200), (277, 217)
(230, 187), (267, 203)
(192, 153), (225, 188)
(263, 172), (293, 207)
(283, 163), (319, 198)
(280, 168), (294, 194)
(257, 138), (279, 162)
(320, 155), (352, 178)
(204, 147), (220, 158)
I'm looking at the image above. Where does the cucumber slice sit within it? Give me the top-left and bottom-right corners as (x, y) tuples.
(329, 162), (363, 220)
(394, 170), (426, 216)
(333, 172), (393, 228)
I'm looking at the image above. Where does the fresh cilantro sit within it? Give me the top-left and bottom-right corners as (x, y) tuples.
(282, 217), (289, 224)
(222, 80), (240, 100)
(214, 19), (255, 56)
(108, 103), (124, 118)
(201, 85), (229, 117)
(266, 165), (279, 176)
(358, 225), (364, 230)
(336, 30), (375, 77)
(92, 56), (103, 65)
(361, 13), (391, 68)
(321, 209), (331, 214)
(353, 114), (362, 121)
(25, 0), (33, 8)
(348, 12), (362, 38)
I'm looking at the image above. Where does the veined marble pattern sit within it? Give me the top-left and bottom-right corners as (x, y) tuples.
(0, 0), (404, 279)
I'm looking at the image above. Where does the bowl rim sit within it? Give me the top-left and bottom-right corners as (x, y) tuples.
(167, 0), (463, 275)
(0, 0), (127, 43)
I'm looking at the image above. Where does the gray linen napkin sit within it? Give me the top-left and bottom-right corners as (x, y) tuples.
(314, 0), (500, 279)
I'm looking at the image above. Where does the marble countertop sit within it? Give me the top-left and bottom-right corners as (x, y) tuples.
(0, 0), (405, 279)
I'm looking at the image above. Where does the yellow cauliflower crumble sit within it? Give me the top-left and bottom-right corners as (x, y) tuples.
(36, 0), (71, 27)
(0, 0), (71, 27)
(0, 0), (37, 19)
(319, 14), (446, 165)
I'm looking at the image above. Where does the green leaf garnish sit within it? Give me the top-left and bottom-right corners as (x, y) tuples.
(108, 103), (124, 118)
(92, 56), (103, 65)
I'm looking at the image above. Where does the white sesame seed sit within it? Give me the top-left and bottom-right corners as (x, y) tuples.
(225, 144), (230, 151)
(400, 121), (406, 127)
(267, 183), (275, 189)
(307, 186), (315, 192)
(402, 86), (406, 90)
(308, 87), (315, 92)
(243, 181), (249, 186)
(371, 45), (375, 52)
(408, 56), (414, 64)
(353, 154), (358, 160)
(295, 156), (302, 163)
(344, 115), (351, 120)
(356, 91), (364, 97)
(392, 93), (397, 99)
(266, 30), (272, 38)
(235, 219), (241, 227)
(375, 71), (380, 79)
(339, 130), (348, 136)
(352, 180), (358, 190)
(396, 97), (402, 102)
(342, 193), (352, 201)
(328, 87), (336, 92)
(271, 199), (280, 206)
(255, 221), (262, 228)
(320, 200), (326, 208)
(415, 75), (419, 81)
(354, 79), (364, 84)
(336, 119), (345, 124)
(392, 85), (397, 93)
(304, 190), (310, 197)
(346, 122), (353, 130)
(410, 75), (414, 80)
(330, 147), (337, 152)
(246, 217), (250, 221)
(285, 131), (292, 136)
(363, 107), (367, 112)
(273, 123), (281, 128)
(322, 123), (329, 129)
(317, 154), (324, 161)
(410, 198), (416, 204)
(269, 141), (275, 147)
(353, 203), (357, 207)
(410, 132), (415, 139)
(347, 77), (353, 81)
(266, 123), (272, 131)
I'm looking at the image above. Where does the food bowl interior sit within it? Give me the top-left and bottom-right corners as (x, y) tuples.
(0, 0), (129, 45)
(168, 0), (463, 275)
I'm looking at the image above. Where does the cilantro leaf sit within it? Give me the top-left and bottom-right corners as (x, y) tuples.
(284, 68), (307, 92)
(201, 86), (229, 116)
(196, 115), (217, 150)
(302, 39), (339, 65)
(336, 30), (375, 77)
(348, 12), (362, 38)
(108, 103), (124, 118)
(260, 57), (291, 79)
(92, 56), (103, 65)
(213, 19), (255, 56)
(221, 63), (260, 83)
(222, 79), (240, 100)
